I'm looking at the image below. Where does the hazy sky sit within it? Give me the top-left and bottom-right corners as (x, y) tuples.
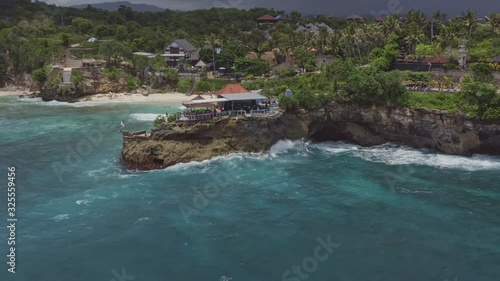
(41, 0), (500, 17)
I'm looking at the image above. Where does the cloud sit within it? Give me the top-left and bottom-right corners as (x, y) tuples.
(40, 0), (500, 16)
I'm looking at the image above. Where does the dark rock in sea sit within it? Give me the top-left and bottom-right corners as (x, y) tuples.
(121, 103), (500, 170)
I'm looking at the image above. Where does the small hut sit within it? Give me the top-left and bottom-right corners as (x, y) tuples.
(491, 56), (500, 70)
(195, 60), (207, 69)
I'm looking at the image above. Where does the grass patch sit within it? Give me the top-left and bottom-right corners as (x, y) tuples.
(405, 91), (462, 112)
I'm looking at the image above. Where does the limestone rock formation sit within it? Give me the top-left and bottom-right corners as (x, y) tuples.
(121, 104), (500, 170)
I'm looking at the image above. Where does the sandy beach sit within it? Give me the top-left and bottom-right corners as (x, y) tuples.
(0, 90), (215, 104)
(77, 92), (214, 103)
(0, 90), (29, 97)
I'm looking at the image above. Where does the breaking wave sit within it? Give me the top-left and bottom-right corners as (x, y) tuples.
(129, 113), (164, 121)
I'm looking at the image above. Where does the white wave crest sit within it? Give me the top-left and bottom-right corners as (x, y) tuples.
(268, 140), (500, 171)
(76, 200), (91, 205)
(133, 217), (150, 224)
(17, 98), (106, 107)
(269, 139), (308, 157)
(351, 144), (500, 171)
(144, 140), (500, 173)
(51, 214), (70, 221)
(129, 113), (164, 121)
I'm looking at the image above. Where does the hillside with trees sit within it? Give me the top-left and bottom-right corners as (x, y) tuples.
(0, 1), (499, 118)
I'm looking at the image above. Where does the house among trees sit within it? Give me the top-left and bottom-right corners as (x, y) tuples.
(246, 51), (278, 65)
(491, 56), (500, 70)
(296, 23), (334, 35)
(214, 83), (251, 98)
(257, 14), (287, 25)
(163, 39), (200, 67)
(346, 14), (364, 21)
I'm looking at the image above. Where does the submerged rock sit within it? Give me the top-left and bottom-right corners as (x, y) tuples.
(121, 104), (500, 170)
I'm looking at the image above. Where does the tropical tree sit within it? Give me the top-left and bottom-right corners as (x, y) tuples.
(327, 31), (342, 57)
(205, 33), (221, 71)
(405, 22), (425, 54)
(486, 13), (500, 35)
(293, 46), (316, 72)
(431, 11), (447, 40)
(100, 40), (131, 66)
(382, 14), (402, 36)
(234, 57), (271, 76)
(461, 10), (478, 37)
(71, 17), (93, 34)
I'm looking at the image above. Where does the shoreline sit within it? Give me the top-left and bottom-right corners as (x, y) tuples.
(76, 92), (214, 104)
(0, 90), (29, 97)
(0, 90), (215, 104)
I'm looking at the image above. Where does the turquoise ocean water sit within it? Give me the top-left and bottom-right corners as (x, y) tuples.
(0, 96), (499, 281)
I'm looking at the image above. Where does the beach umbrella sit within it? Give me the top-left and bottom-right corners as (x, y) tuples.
(179, 105), (188, 111)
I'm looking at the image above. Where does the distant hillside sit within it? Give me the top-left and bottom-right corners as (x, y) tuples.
(70, 1), (164, 12)
(0, 0), (30, 17)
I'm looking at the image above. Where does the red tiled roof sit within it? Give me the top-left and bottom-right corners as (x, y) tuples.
(424, 55), (448, 64)
(191, 95), (205, 101)
(215, 83), (250, 97)
(257, 14), (276, 21)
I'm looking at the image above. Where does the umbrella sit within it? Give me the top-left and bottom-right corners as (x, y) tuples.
(178, 105), (188, 111)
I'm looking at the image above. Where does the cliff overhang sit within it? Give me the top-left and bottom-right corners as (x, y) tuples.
(121, 104), (500, 170)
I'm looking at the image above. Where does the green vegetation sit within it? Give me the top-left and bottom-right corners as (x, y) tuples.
(234, 57), (271, 77)
(125, 74), (141, 91)
(33, 68), (48, 86)
(405, 92), (461, 112)
(404, 83), (500, 119)
(167, 113), (182, 123)
(71, 69), (83, 85)
(194, 78), (232, 93)
(470, 63), (494, 83)
(177, 78), (193, 93)
(1, 2), (499, 120)
(154, 116), (166, 127)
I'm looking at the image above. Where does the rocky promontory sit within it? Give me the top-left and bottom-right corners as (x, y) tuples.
(121, 104), (500, 170)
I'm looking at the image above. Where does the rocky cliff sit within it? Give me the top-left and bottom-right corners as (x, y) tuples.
(121, 104), (500, 170)
(40, 69), (129, 102)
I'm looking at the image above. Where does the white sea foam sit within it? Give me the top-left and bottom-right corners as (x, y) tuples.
(76, 200), (91, 205)
(51, 214), (70, 221)
(161, 152), (264, 174)
(312, 141), (359, 154)
(350, 144), (500, 171)
(17, 98), (107, 107)
(117, 173), (139, 179)
(269, 139), (308, 157)
(129, 113), (164, 121)
(267, 140), (500, 171)
(309, 142), (500, 171)
(86, 167), (108, 178)
(148, 140), (500, 173)
(134, 217), (150, 224)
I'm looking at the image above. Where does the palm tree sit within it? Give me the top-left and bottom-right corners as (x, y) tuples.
(327, 31), (342, 57)
(486, 13), (500, 34)
(432, 10), (447, 24)
(205, 33), (221, 71)
(315, 26), (330, 55)
(405, 22), (424, 54)
(461, 9), (478, 37)
(431, 11), (447, 40)
(405, 10), (427, 27)
(382, 14), (402, 36)
(436, 24), (455, 50)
